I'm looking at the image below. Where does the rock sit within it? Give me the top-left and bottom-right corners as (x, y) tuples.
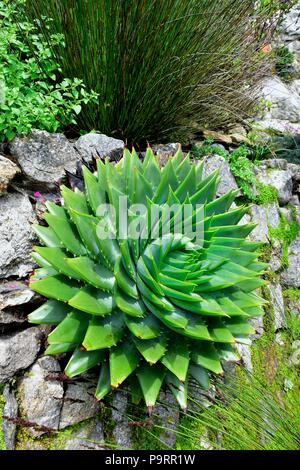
(280, 3), (300, 62)
(229, 133), (251, 145)
(152, 143), (180, 167)
(236, 343), (252, 372)
(203, 130), (232, 145)
(259, 159), (288, 171)
(18, 356), (64, 436)
(0, 328), (41, 384)
(59, 383), (100, 429)
(112, 391), (132, 449)
(249, 202), (280, 243)
(9, 130), (79, 190)
(250, 315), (264, 339)
(255, 168), (293, 205)
(280, 207), (293, 223)
(202, 155), (238, 196)
(64, 418), (105, 450)
(2, 385), (18, 450)
(156, 390), (179, 449)
(281, 234), (300, 287)
(0, 281), (35, 311)
(287, 163), (300, 182)
(75, 133), (124, 162)
(0, 155), (20, 195)
(0, 193), (36, 278)
(266, 283), (286, 331)
(254, 119), (300, 135)
(260, 77), (300, 123)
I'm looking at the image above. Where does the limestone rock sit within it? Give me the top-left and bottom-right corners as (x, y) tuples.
(0, 155), (20, 195)
(0, 327), (41, 384)
(156, 390), (179, 449)
(0, 193), (36, 278)
(18, 356), (64, 436)
(75, 133), (124, 162)
(0, 281), (35, 311)
(9, 130), (79, 190)
(64, 418), (105, 450)
(112, 392), (132, 449)
(249, 203), (280, 243)
(202, 155), (238, 196)
(260, 77), (300, 123)
(255, 167), (293, 205)
(59, 383), (100, 429)
(266, 283), (286, 331)
(2, 385), (18, 450)
(281, 234), (300, 287)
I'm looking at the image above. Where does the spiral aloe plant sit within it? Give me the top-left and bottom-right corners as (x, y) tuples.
(29, 148), (266, 409)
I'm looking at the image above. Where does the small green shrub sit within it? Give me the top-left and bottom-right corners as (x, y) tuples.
(25, 0), (275, 143)
(0, 0), (98, 141)
(269, 210), (299, 267)
(274, 46), (295, 80)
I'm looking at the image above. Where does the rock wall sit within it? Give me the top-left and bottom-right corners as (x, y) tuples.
(0, 130), (299, 450)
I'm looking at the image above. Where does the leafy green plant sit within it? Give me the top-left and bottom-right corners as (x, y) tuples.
(274, 46), (295, 80)
(269, 210), (299, 268)
(25, 0), (275, 143)
(28, 148), (266, 409)
(0, 0), (98, 141)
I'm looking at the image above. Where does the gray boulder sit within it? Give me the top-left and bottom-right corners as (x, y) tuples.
(202, 155), (239, 196)
(281, 234), (300, 288)
(75, 133), (124, 162)
(112, 391), (132, 449)
(9, 130), (79, 190)
(18, 356), (64, 436)
(59, 383), (100, 429)
(249, 203), (280, 243)
(266, 283), (286, 331)
(0, 193), (36, 278)
(0, 327), (41, 384)
(2, 385), (18, 450)
(156, 391), (179, 449)
(259, 77), (300, 123)
(64, 418), (105, 450)
(0, 155), (20, 195)
(255, 168), (293, 205)
(0, 281), (35, 311)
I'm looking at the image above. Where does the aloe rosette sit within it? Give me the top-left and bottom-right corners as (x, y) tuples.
(29, 148), (266, 409)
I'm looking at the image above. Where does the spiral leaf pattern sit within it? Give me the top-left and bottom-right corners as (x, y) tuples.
(29, 148), (266, 409)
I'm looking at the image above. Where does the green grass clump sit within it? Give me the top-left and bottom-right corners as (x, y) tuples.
(25, 0), (275, 143)
(269, 210), (299, 268)
(274, 46), (295, 81)
(256, 184), (278, 204)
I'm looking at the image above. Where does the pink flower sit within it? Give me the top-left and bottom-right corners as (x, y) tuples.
(34, 192), (42, 198)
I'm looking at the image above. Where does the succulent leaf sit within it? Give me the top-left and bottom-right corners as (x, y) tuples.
(29, 148), (265, 408)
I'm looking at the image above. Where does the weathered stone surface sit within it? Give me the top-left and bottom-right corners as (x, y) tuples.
(0, 281), (35, 311)
(267, 283), (286, 331)
(250, 315), (264, 339)
(280, 3), (300, 62)
(2, 385), (18, 450)
(281, 234), (300, 287)
(18, 357), (64, 436)
(0, 193), (36, 278)
(64, 418), (105, 450)
(59, 383), (100, 429)
(255, 168), (293, 205)
(75, 133), (124, 162)
(203, 130), (232, 145)
(0, 155), (20, 195)
(112, 391), (132, 449)
(9, 130), (79, 189)
(202, 155), (238, 196)
(249, 203), (280, 243)
(152, 143), (180, 167)
(236, 343), (252, 372)
(156, 391), (179, 449)
(254, 119), (300, 135)
(260, 77), (300, 123)
(0, 328), (41, 384)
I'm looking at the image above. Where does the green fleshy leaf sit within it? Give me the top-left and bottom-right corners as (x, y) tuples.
(48, 310), (90, 344)
(133, 336), (167, 365)
(136, 363), (165, 408)
(95, 362), (111, 400)
(65, 348), (104, 377)
(161, 340), (190, 381)
(109, 341), (140, 388)
(28, 299), (71, 325)
(83, 310), (125, 350)
(30, 275), (80, 302)
(69, 286), (115, 316)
